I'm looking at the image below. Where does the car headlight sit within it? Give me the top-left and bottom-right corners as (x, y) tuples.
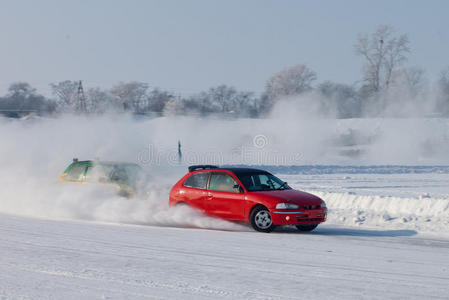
(321, 201), (327, 208)
(276, 203), (299, 209)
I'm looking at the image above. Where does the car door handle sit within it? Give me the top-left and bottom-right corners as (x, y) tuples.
(207, 192), (213, 199)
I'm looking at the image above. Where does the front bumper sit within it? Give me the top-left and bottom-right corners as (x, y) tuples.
(271, 209), (327, 225)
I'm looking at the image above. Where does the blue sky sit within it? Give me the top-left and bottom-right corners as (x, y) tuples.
(0, 0), (448, 96)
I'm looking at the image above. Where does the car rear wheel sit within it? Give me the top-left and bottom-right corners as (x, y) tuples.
(250, 206), (275, 233)
(296, 224), (318, 232)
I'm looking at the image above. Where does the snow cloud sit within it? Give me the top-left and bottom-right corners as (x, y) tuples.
(1, 112), (449, 229)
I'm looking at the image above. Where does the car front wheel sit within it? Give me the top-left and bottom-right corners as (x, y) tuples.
(250, 206), (275, 233)
(296, 224), (318, 232)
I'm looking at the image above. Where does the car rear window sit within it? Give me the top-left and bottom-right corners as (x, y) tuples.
(183, 172), (209, 189)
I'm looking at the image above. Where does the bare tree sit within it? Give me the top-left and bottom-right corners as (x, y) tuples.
(265, 64), (316, 103)
(163, 98), (184, 116)
(355, 25), (410, 95)
(1, 82), (55, 117)
(183, 92), (216, 115)
(437, 67), (449, 115)
(50, 81), (79, 111)
(209, 85), (237, 113)
(110, 81), (149, 112)
(439, 67), (449, 92)
(395, 67), (426, 97)
(181, 86), (261, 116)
(86, 87), (118, 113)
(318, 81), (360, 118)
(146, 88), (174, 113)
(8, 82), (37, 98)
(233, 91), (256, 116)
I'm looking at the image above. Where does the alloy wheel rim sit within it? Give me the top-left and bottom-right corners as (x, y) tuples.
(254, 210), (272, 229)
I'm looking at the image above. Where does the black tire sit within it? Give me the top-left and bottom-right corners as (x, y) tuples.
(250, 206), (275, 233)
(295, 224), (318, 232)
(117, 189), (131, 198)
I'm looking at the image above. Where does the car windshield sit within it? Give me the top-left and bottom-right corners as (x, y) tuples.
(237, 172), (291, 192)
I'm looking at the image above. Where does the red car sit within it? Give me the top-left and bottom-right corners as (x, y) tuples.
(169, 165), (327, 232)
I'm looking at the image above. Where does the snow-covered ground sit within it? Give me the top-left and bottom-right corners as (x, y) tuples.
(1, 213), (448, 300)
(1, 116), (449, 298)
(1, 168), (449, 299)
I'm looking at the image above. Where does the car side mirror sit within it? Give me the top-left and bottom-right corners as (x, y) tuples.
(234, 184), (244, 193)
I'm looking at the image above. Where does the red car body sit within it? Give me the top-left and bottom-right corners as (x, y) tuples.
(169, 166), (327, 232)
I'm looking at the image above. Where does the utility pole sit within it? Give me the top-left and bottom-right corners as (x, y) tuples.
(178, 140), (182, 164)
(77, 80), (87, 114)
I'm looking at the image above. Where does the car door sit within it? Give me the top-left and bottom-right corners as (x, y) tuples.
(180, 172), (210, 211)
(206, 172), (246, 221)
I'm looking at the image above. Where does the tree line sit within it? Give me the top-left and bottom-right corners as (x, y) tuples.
(1, 25), (449, 118)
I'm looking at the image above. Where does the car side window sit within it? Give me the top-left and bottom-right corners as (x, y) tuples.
(209, 173), (240, 193)
(109, 166), (129, 183)
(183, 172), (209, 189)
(259, 174), (272, 187)
(85, 165), (106, 182)
(65, 164), (87, 181)
(85, 166), (94, 181)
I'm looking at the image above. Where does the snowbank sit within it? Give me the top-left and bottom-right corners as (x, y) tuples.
(311, 190), (449, 236)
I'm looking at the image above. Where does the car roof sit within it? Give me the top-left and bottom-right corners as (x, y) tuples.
(97, 161), (140, 167)
(195, 167), (271, 176)
(71, 160), (140, 167)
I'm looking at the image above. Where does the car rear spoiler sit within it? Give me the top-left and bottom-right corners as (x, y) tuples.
(188, 165), (218, 172)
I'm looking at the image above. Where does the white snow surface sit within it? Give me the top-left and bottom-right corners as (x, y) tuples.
(1, 213), (448, 300)
(1, 170), (449, 299)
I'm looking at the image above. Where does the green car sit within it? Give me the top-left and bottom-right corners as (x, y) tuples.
(60, 158), (146, 197)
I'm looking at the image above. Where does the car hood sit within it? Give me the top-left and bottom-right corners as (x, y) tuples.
(253, 189), (323, 205)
